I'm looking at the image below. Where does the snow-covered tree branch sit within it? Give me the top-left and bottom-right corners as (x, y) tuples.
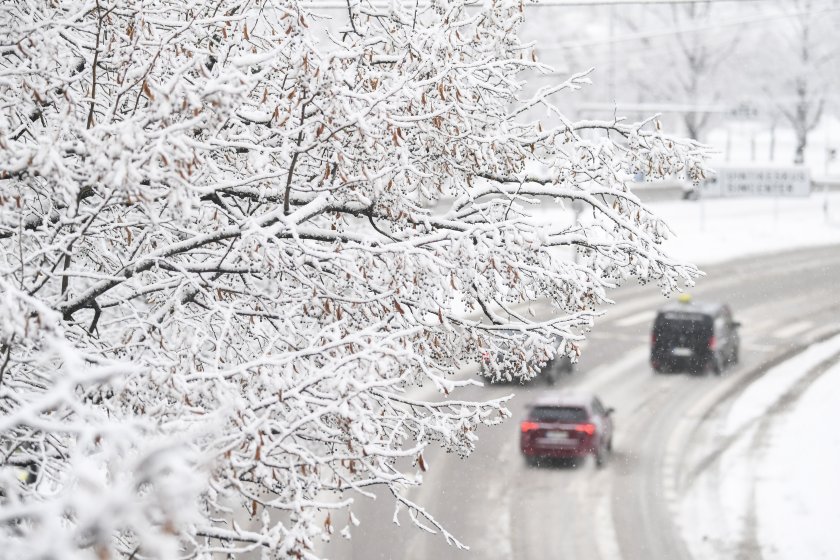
(0, 0), (706, 557)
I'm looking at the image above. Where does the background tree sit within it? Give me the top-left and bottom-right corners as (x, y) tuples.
(766, 0), (840, 163)
(0, 0), (704, 558)
(613, 1), (740, 141)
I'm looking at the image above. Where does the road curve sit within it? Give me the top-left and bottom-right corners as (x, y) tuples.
(323, 244), (840, 560)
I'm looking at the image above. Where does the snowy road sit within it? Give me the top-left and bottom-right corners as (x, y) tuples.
(322, 244), (840, 560)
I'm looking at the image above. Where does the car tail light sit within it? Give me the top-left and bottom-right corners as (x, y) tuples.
(708, 336), (717, 350)
(520, 421), (540, 433)
(651, 332), (656, 345)
(575, 423), (596, 436)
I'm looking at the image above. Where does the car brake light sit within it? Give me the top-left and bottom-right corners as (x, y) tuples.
(520, 421), (540, 433)
(651, 332), (656, 345)
(575, 423), (596, 436)
(708, 336), (717, 350)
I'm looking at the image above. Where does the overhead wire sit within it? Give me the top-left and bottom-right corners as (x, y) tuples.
(536, 2), (840, 51)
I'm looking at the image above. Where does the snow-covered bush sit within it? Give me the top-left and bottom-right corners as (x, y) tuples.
(0, 0), (704, 557)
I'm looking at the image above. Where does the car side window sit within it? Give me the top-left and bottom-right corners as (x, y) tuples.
(592, 398), (606, 416)
(714, 316), (726, 336)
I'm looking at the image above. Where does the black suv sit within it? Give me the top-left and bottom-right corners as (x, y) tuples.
(650, 297), (740, 375)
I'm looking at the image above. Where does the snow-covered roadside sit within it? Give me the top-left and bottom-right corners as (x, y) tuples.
(723, 336), (840, 436)
(528, 190), (840, 268)
(755, 360), (840, 559)
(678, 333), (840, 560)
(650, 192), (840, 266)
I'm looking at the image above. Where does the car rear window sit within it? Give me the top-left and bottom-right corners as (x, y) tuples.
(654, 312), (712, 341)
(529, 406), (589, 423)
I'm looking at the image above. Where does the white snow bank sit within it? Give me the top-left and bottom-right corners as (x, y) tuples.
(650, 192), (840, 266)
(756, 359), (840, 560)
(724, 333), (840, 436)
(679, 333), (840, 560)
(526, 190), (840, 269)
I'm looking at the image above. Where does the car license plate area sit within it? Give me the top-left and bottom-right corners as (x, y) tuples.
(537, 430), (576, 446)
(672, 347), (694, 357)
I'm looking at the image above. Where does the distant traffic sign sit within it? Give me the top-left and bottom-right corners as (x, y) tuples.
(699, 166), (811, 198)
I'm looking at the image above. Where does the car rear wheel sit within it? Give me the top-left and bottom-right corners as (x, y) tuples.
(524, 455), (540, 468)
(701, 355), (721, 376)
(595, 443), (608, 468)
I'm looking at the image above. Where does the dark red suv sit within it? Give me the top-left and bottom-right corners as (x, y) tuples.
(520, 392), (614, 467)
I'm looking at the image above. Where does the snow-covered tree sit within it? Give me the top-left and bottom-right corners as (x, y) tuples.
(0, 0), (705, 558)
(768, 0), (839, 163)
(612, 2), (741, 141)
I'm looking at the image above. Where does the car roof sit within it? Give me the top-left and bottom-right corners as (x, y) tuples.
(656, 300), (725, 317)
(529, 390), (595, 409)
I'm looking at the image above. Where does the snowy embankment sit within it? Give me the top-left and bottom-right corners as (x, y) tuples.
(649, 191), (840, 266)
(679, 333), (840, 559)
(531, 189), (840, 268)
(753, 359), (840, 559)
